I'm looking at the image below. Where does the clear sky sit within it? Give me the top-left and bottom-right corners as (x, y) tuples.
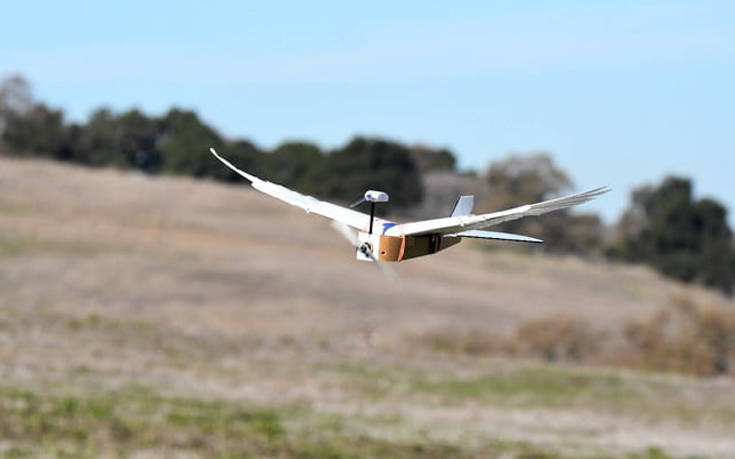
(2, 1), (733, 223)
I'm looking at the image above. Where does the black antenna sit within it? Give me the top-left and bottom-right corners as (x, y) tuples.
(369, 201), (376, 234)
(350, 190), (389, 235)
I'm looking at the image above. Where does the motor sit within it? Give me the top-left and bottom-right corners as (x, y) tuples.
(359, 242), (373, 257)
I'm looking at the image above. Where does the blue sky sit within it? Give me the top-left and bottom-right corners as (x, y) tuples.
(2, 1), (733, 223)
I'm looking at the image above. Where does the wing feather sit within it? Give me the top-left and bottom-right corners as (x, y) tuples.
(210, 148), (373, 230)
(385, 186), (610, 237)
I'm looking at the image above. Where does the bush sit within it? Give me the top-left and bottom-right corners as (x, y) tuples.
(411, 296), (735, 378)
(617, 296), (735, 376)
(513, 315), (604, 363)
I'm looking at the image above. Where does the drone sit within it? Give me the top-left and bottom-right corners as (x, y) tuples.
(210, 148), (609, 274)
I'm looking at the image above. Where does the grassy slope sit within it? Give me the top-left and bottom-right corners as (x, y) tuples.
(1, 157), (734, 458)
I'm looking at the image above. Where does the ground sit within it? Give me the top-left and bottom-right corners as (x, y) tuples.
(1, 157), (734, 458)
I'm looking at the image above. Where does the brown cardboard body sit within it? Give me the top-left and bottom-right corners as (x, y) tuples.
(377, 234), (460, 262)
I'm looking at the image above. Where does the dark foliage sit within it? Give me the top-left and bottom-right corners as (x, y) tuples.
(65, 108), (164, 171)
(309, 137), (424, 209)
(265, 142), (324, 190)
(2, 104), (68, 159)
(159, 108), (226, 178)
(410, 145), (457, 172)
(617, 177), (735, 295)
(0, 76), (426, 210)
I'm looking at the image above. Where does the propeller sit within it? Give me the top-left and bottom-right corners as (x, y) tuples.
(330, 219), (360, 246)
(330, 221), (396, 279)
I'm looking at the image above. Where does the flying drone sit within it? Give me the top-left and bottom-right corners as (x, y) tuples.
(210, 148), (609, 273)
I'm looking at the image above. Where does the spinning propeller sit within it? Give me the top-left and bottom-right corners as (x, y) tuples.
(332, 189), (395, 279)
(330, 220), (395, 279)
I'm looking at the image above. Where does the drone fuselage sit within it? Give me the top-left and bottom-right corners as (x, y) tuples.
(356, 230), (460, 262)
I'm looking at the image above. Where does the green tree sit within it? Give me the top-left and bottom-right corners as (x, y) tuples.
(410, 145), (456, 172)
(68, 108), (162, 170)
(159, 108), (225, 177)
(1, 75), (71, 160)
(1, 104), (67, 158)
(265, 142), (323, 189)
(618, 177), (735, 295)
(116, 109), (163, 172)
(310, 137), (424, 209)
(696, 199), (735, 292)
(71, 108), (122, 166)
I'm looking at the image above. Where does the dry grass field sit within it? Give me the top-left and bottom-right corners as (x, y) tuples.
(1, 157), (734, 458)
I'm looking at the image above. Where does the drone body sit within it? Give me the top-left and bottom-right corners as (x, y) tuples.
(209, 148), (609, 269)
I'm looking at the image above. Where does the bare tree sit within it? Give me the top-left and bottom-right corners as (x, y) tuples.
(479, 152), (604, 254)
(481, 152), (573, 212)
(0, 75), (33, 142)
(0, 75), (32, 115)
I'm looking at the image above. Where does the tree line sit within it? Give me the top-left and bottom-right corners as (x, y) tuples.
(0, 75), (457, 211)
(1, 75), (733, 295)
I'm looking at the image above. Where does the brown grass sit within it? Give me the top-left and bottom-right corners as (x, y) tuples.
(513, 314), (605, 363)
(2, 157), (735, 457)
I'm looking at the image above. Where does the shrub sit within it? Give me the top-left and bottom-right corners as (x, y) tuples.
(513, 315), (604, 363)
(617, 296), (735, 376)
(411, 296), (735, 378)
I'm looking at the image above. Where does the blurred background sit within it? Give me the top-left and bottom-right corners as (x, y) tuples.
(1, 1), (734, 457)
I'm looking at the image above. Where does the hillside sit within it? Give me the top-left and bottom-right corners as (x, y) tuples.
(1, 157), (734, 458)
